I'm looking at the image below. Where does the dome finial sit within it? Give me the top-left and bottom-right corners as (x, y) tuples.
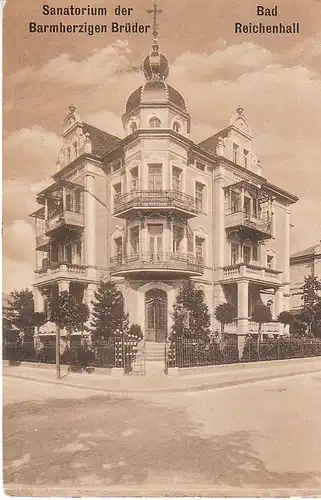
(237, 105), (243, 115)
(144, 1), (169, 81)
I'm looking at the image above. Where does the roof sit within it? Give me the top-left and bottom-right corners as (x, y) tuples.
(82, 123), (121, 156)
(125, 82), (186, 114)
(291, 243), (321, 260)
(198, 127), (230, 152)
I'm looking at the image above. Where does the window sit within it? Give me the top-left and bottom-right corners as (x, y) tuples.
(75, 241), (82, 264)
(65, 193), (72, 211)
(50, 242), (59, 263)
(67, 146), (71, 164)
(267, 254), (274, 269)
(243, 149), (249, 168)
(148, 224), (163, 259)
(173, 226), (183, 253)
(195, 182), (205, 212)
(243, 196), (251, 215)
(113, 182), (121, 202)
(173, 121), (180, 133)
(115, 237), (123, 263)
(231, 191), (239, 213)
(231, 243), (239, 265)
(187, 230), (194, 252)
(130, 167), (139, 191)
(196, 236), (205, 261)
(149, 117), (161, 128)
(65, 244), (72, 264)
(196, 161), (205, 171)
(233, 143), (239, 163)
(148, 164), (162, 191)
(130, 122), (137, 133)
(252, 245), (259, 262)
(243, 246), (251, 264)
(172, 167), (181, 191)
(130, 226), (139, 254)
(74, 189), (82, 213)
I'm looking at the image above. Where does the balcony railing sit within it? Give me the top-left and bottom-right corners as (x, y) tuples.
(46, 210), (84, 235)
(225, 211), (272, 238)
(114, 190), (199, 217)
(36, 233), (50, 249)
(35, 262), (87, 278)
(110, 252), (203, 275)
(222, 263), (282, 284)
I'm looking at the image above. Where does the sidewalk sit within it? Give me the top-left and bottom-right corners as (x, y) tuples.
(3, 357), (321, 394)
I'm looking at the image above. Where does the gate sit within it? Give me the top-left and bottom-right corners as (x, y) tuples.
(123, 339), (146, 376)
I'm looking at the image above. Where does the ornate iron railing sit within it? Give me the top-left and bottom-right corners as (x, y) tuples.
(114, 189), (199, 215)
(110, 252), (203, 275)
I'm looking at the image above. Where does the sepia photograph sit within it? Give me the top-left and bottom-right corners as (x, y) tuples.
(2, 0), (321, 496)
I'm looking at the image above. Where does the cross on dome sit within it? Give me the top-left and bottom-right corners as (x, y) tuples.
(143, 1), (169, 81)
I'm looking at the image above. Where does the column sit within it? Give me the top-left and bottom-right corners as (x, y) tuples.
(84, 173), (96, 278)
(34, 287), (45, 313)
(237, 280), (249, 357)
(283, 207), (291, 311)
(44, 198), (48, 220)
(240, 187), (245, 212)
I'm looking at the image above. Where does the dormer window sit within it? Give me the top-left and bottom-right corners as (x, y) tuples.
(73, 141), (78, 158)
(233, 143), (239, 164)
(149, 117), (161, 128)
(131, 122), (137, 133)
(67, 146), (71, 164)
(243, 149), (249, 168)
(173, 121), (180, 133)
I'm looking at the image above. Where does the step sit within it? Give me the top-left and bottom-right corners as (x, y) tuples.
(145, 361), (166, 376)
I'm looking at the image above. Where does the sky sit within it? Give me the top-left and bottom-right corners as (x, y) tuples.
(3, 0), (321, 293)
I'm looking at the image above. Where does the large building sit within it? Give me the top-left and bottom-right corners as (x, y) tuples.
(31, 32), (298, 352)
(290, 242), (321, 315)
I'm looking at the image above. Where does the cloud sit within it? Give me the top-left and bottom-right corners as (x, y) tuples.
(3, 180), (47, 227)
(171, 42), (276, 82)
(3, 220), (36, 293)
(7, 40), (138, 89)
(85, 109), (124, 138)
(3, 126), (61, 181)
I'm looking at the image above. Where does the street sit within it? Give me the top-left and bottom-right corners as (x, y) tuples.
(3, 368), (321, 496)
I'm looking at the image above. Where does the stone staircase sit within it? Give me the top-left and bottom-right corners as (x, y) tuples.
(145, 342), (166, 376)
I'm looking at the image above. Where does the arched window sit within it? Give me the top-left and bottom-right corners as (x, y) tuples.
(130, 122), (137, 133)
(173, 121), (180, 133)
(149, 117), (161, 128)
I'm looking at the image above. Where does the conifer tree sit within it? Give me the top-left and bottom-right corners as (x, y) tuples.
(90, 281), (129, 341)
(171, 280), (211, 340)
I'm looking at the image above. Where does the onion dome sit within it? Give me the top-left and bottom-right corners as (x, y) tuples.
(143, 37), (169, 82)
(126, 82), (186, 114)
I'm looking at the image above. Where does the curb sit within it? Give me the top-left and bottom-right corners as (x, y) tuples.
(4, 367), (321, 395)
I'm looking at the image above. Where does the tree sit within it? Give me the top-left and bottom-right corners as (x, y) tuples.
(90, 281), (128, 341)
(215, 303), (237, 342)
(5, 289), (35, 341)
(300, 275), (321, 335)
(252, 304), (272, 350)
(171, 280), (211, 340)
(278, 311), (294, 335)
(50, 292), (89, 336)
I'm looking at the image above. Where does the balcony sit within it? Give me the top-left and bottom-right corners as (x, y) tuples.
(113, 190), (199, 218)
(221, 263), (282, 285)
(225, 321), (282, 336)
(35, 262), (88, 283)
(110, 252), (203, 277)
(46, 210), (84, 236)
(36, 233), (50, 249)
(225, 211), (272, 240)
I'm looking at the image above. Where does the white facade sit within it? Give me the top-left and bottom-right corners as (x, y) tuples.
(31, 40), (298, 349)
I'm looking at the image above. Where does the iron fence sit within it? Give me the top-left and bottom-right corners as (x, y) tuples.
(3, 336), (144, 374)
(167, 337), (321, 368)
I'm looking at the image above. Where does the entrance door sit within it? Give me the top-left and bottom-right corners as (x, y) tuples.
(145, 289), (167, 342)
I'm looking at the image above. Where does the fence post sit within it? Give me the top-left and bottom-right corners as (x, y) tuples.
(56, 325), (61, 380)
(277, 338), (280, 360)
